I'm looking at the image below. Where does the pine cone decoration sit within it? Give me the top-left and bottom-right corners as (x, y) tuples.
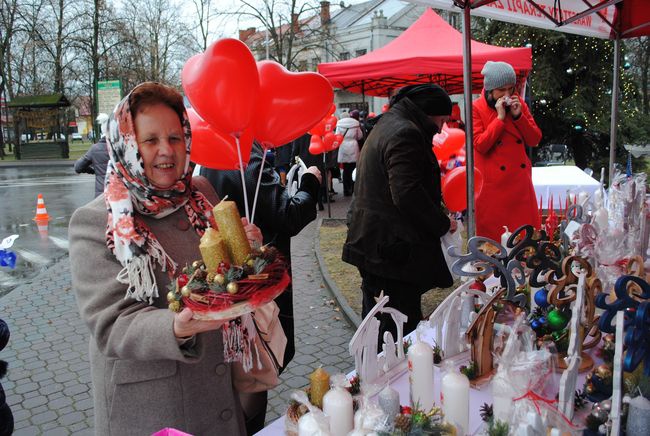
(480, 403), (493, 422)
(394, 414), (411, 432)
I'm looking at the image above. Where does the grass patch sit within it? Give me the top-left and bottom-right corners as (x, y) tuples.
(319, 222), (460, 319)
(0, 140), (91, 161)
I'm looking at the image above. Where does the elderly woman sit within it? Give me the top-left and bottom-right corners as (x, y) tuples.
(69, 82), (260, 435)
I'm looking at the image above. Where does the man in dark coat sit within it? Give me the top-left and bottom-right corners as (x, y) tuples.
(201, 142), (321, 435)
(343, 84), (456, 346)
(74, 113), (110, 197)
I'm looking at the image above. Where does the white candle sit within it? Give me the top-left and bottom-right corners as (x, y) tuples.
(441, 368), (469, 435)
(491, 372), (516, 423)
(378, 385), (400, 422)
(322, 386), (353, 436)
(500, 226), (512, 252)
(408, 340), (434, 411)
(298, 412), (330, 436)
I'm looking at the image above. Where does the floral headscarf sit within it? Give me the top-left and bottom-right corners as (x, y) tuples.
(104, 82), (216, 303)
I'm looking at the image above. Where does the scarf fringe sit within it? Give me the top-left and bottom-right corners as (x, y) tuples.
(117, 256), (158, 304)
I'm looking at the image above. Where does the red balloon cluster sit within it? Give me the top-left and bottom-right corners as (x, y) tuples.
(182, 38), (335, 169)
(441, 165), (484, 212)
(308, 107), (343, 155)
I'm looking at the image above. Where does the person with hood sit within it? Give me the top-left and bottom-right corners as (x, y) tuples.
(343, 84), (456, 346)
(336, 110), (363, 196)
(472, 61), (541, 242)
(74, 113), (110, 198)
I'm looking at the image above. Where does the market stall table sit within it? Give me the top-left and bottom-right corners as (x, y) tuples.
(532, 165), (600, 208)
(255, 328), (596, 435)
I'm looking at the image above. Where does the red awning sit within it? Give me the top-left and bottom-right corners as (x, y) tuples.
(317, 8), (532, 97)
(617, 0), (650, 37)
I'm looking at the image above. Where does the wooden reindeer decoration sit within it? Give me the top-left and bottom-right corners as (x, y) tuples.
(545, 256), (602, 371)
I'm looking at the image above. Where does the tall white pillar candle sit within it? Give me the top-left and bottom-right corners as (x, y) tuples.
(441, 367), (470, 435)
(407, 340), (434, 410)
(322, 386), (353, 436)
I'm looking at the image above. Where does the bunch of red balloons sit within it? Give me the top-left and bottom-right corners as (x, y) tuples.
(182, 38), (334, 169)
(308, 105), (344, 155)
(433, 125), (484, 212)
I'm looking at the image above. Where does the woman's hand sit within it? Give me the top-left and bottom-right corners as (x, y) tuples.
(509, 95), (522, 119)
(495, 97), (507, 121)
(173, 308), (225, 338)
(241, 217), (263, 247)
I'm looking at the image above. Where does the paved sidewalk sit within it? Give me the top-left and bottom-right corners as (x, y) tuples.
(0, 181), (356, 434)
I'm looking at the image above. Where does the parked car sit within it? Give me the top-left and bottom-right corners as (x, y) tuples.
(71, 132), (83, 141)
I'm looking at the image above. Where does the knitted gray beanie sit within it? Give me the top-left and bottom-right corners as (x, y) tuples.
(481, 61), (516, 91)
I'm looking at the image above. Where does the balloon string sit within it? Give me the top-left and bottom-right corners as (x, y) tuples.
(251, 145), (267, 225)
(235, 135), (250, 222)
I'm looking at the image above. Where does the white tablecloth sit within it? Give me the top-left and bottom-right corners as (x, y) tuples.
(532, 165), (600, 208)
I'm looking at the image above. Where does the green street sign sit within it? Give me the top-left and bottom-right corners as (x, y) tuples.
(97, 80), (122, 115)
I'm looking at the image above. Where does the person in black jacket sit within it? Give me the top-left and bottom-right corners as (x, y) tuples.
(201, 142), (321, 435)
(291, 133), (328, 210)
(342, 84), (457, 348)
(0, 318), (13, 436)
(74, 113), (110, 197)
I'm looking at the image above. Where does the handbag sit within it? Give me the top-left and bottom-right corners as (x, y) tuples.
(232, 301), (287, 393)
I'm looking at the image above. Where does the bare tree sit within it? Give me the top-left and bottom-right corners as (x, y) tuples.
(235, 0), (337, 70)
(118, 0), (195, 89)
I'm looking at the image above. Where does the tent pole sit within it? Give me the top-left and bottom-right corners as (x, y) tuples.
(609, 35), (620, 185)
(462, 2), (476, 238)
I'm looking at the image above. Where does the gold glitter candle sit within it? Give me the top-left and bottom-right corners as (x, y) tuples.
(309, 367), (330, 409)
(199, 227), (231, 273)
(212, 200), (252, 265)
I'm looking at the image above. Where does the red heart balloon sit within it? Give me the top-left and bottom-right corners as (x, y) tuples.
(309, 135), (324, 155)
(182, 39), (259, 135)
(308, 119), (326, 137)
(433, 128), (465, 161)
(442, 166), (484, 212)
(253, 61), (333, 148)
(187, 108), (253, 170)
(324, 116), (338, 134)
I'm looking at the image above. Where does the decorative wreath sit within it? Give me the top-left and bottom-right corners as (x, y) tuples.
(167, 246), (290, 320)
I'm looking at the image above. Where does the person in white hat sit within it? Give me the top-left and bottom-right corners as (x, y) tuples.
(472, 61), (542, 242)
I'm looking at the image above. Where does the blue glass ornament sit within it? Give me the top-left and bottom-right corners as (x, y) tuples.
(534, 289), (549, 308)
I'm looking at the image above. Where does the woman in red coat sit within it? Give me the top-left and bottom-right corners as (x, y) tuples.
(473, 61), (542, 242)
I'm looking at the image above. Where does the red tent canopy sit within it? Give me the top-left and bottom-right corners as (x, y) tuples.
(317, 8), (532, 97)
(617, 0), (650, 38)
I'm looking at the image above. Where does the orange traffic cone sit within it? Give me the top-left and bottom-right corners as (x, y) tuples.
(33, 194), (50, 222)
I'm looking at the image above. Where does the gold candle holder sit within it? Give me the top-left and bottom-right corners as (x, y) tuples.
(212, 200), (252, 265)
(199, 228), (231, 273)
(309, 367), (330, 409)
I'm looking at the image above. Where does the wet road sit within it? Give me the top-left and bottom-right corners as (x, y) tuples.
(0, 166), (94, 296)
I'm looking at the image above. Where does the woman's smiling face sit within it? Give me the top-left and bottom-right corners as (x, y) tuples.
(134, 103), (186, 189)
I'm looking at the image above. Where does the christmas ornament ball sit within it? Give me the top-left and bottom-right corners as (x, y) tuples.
(534, 289), (550, 308)
(547, 309), (569, 331)
(214, 274), (226, 286)
(168, 301), (181, 312)
(166, 291), (176, 302)
(531, 319), (541, 330)
(226, 282), (239, 294)
(596, 364), (613, 380)
(181, 286), (191, 298)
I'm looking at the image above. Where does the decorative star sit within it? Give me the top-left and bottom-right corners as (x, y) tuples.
(374, 290), (386, 304)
